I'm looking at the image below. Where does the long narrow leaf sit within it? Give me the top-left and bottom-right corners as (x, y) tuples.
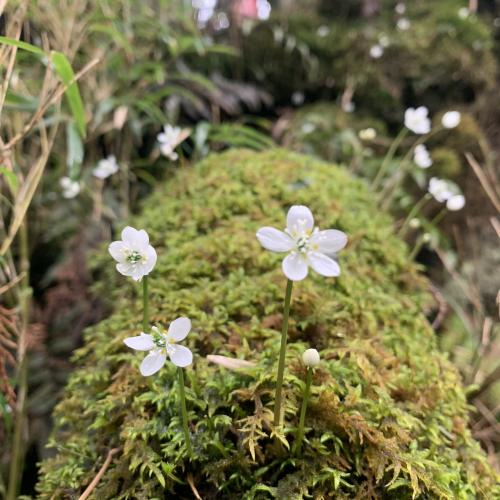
(0, 35), (44, 55)
(50, 51), (86, 138)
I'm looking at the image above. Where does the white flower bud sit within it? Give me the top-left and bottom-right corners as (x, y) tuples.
(409, 218), (421, 229)
(302, 348), (320, 367)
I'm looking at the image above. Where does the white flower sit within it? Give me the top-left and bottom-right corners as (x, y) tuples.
(256, 205), (348, 281)
(404, 107), (431, 134)
(93, 155), (119, 179)
(446, 194), (465, 211)
(441, 111), (461, 129)
(302, 348), (320, 367)
(395, 3), (406, 14)
(428, 177), (453, 203)
(458, 7), (469, 19)
(60, 177), (80, 198)
(124, 319), (193, 376)
(397, 18), (410, 30)
(359, 128), (376, 141)
(379, 34), (390, 47)
(413, 144), (432, 169)
(108, 226), (157, 281)
(370, 44), (384, 59)
(157, 124), (190, 161)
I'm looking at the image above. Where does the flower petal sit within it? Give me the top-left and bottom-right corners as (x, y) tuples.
(169, 345), (193, 367)
(140, 351), (167, 376)
(307, 251), (341, 277)
(282, 252), (308, 281)
(123, 334), (154, 351)
(116, 262), (133, 277)
(256, 227), (295, 252)
(286, 205), (314, 236)
(142, 245), (157, 274)
(310, 230), (347, 254)
(121, 226), (149, 250)
(168, 317), (191, 342)
(108, 241), (127, 262)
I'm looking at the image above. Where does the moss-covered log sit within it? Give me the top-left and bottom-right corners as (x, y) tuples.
(37, 149), (498, 499)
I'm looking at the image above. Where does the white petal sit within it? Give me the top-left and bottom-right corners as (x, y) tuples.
(307, 252), (341, 277)
(310, 230), (347, 254)
(169, 345), (193, 367)
(123, 334), (154, 351)
(142, 245), (157, 274)
(121, 226), (149, 250)
(140, 351), (167, 376)
(286, 205), (314, 236)
(167, 317), (191, 342)
(282, 252), (308, 281)
(108, 241), (127, 262)
(131, 265), (146, 281)
(256, 227), (295, 252)
(116, 262), (133, 277)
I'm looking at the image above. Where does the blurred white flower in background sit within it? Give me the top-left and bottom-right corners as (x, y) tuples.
(395, 3), (406, 15)
(397, 18), (410, 30)
(60, 177), (80, 199)
(256, 205), (348, 281)
(446, 194), (466, 211)
(405, 107), (431, 134)
(124, 319), (193, 376)
(413, 144), (432, 169)
(370, 44), (384, 59)
(379, 34), (390, 47)
(157, 124), (190, 161)
(458, 7), (470, 19)
(441, 111), (461, 129)
(93, 155), (119, 179)
(342, 100), (355, 113)
(359, 128), (377, 141)
(108, 226), (157, 281)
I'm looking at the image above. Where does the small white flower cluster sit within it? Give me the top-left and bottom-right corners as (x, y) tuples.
(60, 177), (80, 199)
(157, 124), (190, 161)
(93, 155), (119, 179)
(404, 107), (461, 135)
(413, 144), (432, 169)
(428, 177), (465, 211)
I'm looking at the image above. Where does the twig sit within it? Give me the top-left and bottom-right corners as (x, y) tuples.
(429, 283), (448, 330)
(187, 473), (203, 500)
(465, 153), (500, 213)
(78, 448), (120, 500)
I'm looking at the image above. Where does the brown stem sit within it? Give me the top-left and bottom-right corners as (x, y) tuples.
(78, 448), (120, 500)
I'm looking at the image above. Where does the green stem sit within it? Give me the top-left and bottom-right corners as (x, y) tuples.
(273, 279), (294, 427)
(7, 222), (30, 500)
(295, 367), (313, 456)
(142, 276), (149, 332)
(398, 193), (431, 235)
(178, 368), (192, 456)
(372, 127), (408, 190)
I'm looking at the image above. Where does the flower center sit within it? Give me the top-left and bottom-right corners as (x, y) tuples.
(127, 250), (143, 264)
(296, 235), (310, 253)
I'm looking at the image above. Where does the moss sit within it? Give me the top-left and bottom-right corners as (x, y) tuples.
(37, 149), (498, 499)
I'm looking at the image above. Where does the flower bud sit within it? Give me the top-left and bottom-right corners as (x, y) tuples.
(409, 218), (421, 229)
(302, 348), (320, 368)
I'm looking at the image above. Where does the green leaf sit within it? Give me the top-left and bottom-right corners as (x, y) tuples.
(50, 51), (86, 138)
(66, 121), (84, 178)
(0, 166), (19, 194)
(0, 35), (44, 55)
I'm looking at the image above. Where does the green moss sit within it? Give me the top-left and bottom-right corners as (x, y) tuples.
(37, 149), (498, 499)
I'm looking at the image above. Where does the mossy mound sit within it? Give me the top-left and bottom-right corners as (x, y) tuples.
(37, 149), (498, 499)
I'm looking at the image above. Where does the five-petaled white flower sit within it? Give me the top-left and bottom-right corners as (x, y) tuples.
(93, 155), (119, 179)
(60, 177), (80, 198)
(441, 111), (461, 129)
(124, 318), (193, 376)
(405, 107), (431, 134)
(108, 226), (157, 281)
(256, 205), (348, 281)
(413, 144), (432, 169)
(157, 124), (190, 161)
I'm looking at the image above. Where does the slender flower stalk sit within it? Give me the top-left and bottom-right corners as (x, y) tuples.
(294, 348), (320, 456)
(142, 276), (149, 331)
(398, 193), (431, 235)
(295, 367), (313, 456)
(274, 279), (293, 426)
(178, 367), (192, 455)
(372, 127), (408, 190)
